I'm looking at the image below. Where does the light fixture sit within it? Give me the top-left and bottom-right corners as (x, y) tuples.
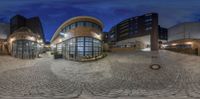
(10, 37), (16, 43)
(59, 38), (62, 42)
(162, 44), (168, 48)
(29, 36), (35, 41)
(185, 42), (193, 45)
(172, 43), (177, 46)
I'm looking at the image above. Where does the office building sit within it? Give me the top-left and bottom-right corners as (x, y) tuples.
(51, 16), (104, 61)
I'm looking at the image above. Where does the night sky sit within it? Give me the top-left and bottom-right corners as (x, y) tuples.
(0, 0), (200, 42)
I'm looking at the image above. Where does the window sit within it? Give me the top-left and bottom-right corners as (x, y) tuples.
(71, 23), (76, 29)
(77, 46), (84, 51)
(66, 26), (69, 32)
(77, 22), (84, 27)
(134, 30), (138, 33)
(86, 22), (92, 27)
(62, 37), (102, 60)
(145, 27), (152, 30)
(68, 25), (71, 30)
(145, 18), (152, 22)
(12, 40), (39, 59)
(64, 21), (101, 31)
(85, 37), (92, 42)
(77, 42), (84, 46)
(85, 42), (92, 46)
(145, 22), (152, 26)
(77, 37), (84, 42)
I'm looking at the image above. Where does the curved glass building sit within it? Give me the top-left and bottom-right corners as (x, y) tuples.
(51, 16), (104, 61)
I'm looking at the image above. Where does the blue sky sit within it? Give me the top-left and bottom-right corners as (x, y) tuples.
(0, 0), (200, 41)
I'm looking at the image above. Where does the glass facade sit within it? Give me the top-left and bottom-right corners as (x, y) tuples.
(57, 37), (102, 60)
(12, 40), (41, 59)
(61, 21), (102, 33)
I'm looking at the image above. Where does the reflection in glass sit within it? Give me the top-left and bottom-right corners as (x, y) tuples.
(58, 37), (102, 60)
(12, 40), (39, 59)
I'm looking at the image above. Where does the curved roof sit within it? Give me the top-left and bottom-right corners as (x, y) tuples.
(51, 16), (104, 42)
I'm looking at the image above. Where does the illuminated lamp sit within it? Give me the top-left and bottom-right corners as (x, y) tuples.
(10, 37), (16, 43)
(172, 43), (177, 46)
(185, 42), (193, 45)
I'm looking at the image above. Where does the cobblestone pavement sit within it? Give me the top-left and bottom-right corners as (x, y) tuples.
(0, 50), (200, 99)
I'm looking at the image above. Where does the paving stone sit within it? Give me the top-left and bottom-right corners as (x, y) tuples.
(0, 50), (200, 99)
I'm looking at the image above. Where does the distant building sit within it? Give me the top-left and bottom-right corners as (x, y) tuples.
(44, 42), (51, 52)
(10, 15), (45, 41)
(51, 16), (104, 61)
(0, 23), (10, 54)
(8, 15), (45, 59)
(103, 32), (109, 43)
(107, 13), (167, 51)
(158, 25), (168, 41)
(166, 22), (200, 56)
(158, 26), (168, 48)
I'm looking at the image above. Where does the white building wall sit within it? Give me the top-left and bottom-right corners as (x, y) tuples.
(115, 35), (151, 48)
(168, 22), (200, 41)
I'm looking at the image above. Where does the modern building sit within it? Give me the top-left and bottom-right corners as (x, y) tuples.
(166, 22), (200, 56)
(0, 23), (10, 54)
(8, 15), (45, 59)
(10, 15), (45, 41)
(51, 16), (104, 61)
(107, 13), (161, 51)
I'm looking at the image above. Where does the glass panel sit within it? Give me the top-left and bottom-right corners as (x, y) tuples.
(77, 42), (84, 46)
(85, 51), (92, 55)
(77, 51), (84, 55)
(94, 47), (99, 51)
(77, 46), (84, 51)
(85, 46), (92, 51)
(61, 37), (102, 60)
(77, 22), (84, 27)
(85, 42), (92, 46)
(69, 46), (75, 51)
(77, 37), (84, 42)
(86, 22), (91, 27)
(56, 43), (62, 54)
(71, 23), (76, 29)
(85, 37), (92, 42)
(12, 40), (39, 59)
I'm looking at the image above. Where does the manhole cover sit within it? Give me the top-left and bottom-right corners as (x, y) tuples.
(150, 64), (161, 70)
